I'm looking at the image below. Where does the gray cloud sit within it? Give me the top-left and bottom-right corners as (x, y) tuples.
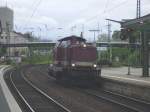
(2, 0), (150, 40)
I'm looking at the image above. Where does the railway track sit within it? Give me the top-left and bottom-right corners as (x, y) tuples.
(4, 68), (71, 112)
(37, 65), (150, 112)
(25, 65), (150, 112)
(5, 65), (150, 112)
(23, 65), (139, 112)
(80, 89), (150, 112)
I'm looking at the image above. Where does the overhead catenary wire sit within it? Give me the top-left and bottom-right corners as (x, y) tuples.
(103, 0), (110, 14)
(77, 0), (111, 38)
(85, 0), (129, 38)
(95, 0), (110, 35)
(69, 0), (129, 31)
(30, 0), (42, 19)
(25, 0), (43, 28)
(86, 0), (129, 23)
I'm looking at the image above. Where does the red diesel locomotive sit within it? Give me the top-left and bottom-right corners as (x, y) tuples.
(48, 35), (101, 83)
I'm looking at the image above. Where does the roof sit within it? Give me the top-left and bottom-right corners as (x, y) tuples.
(121, 13), (150, 28)
(58, 35), (86, 42)
(13, 31), (25, 37)
(12, 31), (30, 41)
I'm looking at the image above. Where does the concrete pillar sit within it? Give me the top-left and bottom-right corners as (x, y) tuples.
(141, 31), (149, 77)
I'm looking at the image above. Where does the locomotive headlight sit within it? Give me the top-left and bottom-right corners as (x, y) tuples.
(93, 64), (97, 68)
(72, 63), (75, 67)
(50, 64), (53, 67)
(83, 44), (87, 47)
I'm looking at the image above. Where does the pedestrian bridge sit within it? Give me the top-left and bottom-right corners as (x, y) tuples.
(0, 41), (149, 48)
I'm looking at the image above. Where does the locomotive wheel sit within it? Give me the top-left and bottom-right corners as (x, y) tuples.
(55, 72), (63, 80)
(55, 71), (66, 81)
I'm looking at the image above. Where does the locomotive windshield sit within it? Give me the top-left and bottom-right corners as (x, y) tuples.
(54, 35), (97, 64)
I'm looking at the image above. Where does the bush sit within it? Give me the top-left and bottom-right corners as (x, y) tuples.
(98, 48), (141, 67)
(129, 51), (141, 67)
(22, 54), (52, 65)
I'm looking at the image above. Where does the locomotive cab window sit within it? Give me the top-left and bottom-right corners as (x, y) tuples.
(55, 42), (60, 48)
(67, 40), (71, 46)
(60, 41), (67, 47)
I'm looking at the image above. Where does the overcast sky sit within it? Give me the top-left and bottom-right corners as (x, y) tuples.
(1, 0), (150, 41)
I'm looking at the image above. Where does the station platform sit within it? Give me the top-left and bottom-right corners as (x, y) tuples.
(101, 67), (150, 86)
(0, 66), (10, 112)
(0, 65), (22, 112)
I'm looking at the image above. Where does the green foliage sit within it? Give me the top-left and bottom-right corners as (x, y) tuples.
(0, 47), (7, 56)
(98, 51), (109, 60)
(98, 48), (141, 67)
(24, 32), (39, 42)
(22, 54), (52, 64)
(128, 50), (141, 67)
(5, 59), (12, 64)
(112, 30), (121, 41)
(97, 33), (108, 42)
(111, 61), (122, 67)
(129, 31), (140, 43)
(112, 48), (129, 64)
(21, 46), (53, 65)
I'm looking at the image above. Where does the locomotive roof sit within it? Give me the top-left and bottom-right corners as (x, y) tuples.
(58, 35), (86, 42)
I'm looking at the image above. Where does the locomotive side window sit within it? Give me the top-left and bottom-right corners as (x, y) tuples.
(60, 41), (68, 47)
(67, 40), (71, 46)
(75, 41), (85, 45)
(55, 42), (60, 48)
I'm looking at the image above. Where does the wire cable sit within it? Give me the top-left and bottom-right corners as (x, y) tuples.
(25, 0), (43, 28)
(86, 0), (129, 23)
(30, 0), (42, 19)
(103, 0), (110, 14)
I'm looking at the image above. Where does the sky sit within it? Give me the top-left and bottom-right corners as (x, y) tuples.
(0, 0), (150, 41)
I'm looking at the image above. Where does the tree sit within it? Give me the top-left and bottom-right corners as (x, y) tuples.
(0, 47), (7, 56)
(24, 32), (39, 42)
(129, 31), (140, 43)
(112, 30), (121, 41)
(97, 33), (108, 42)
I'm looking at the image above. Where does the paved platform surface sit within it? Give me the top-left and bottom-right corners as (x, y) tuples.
(102, 67), (150, 86)
(0, 65), (22, 112)
(0, 65), (10, 112)
(0, 84), (10, 112)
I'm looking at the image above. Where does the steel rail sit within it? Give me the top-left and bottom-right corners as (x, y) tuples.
(10, 71), (35, 112)
(82, 90), (141, 112)
(21, 71), (71, 112)
(34, 66), (147, 112)
(104, 90), (150, 105)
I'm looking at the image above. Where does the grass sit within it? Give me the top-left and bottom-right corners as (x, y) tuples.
(22, 55), (52, 65)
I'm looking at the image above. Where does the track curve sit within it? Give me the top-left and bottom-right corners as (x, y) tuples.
(5, 68), (71, 112)
(5, 65), (150, 112)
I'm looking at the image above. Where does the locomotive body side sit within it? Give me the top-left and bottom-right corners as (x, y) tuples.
(48, 36), (101, 83)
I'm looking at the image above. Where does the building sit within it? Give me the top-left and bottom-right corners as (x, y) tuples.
(0, 7), (13, 32)
(0, 7), (29, 57)
(0, 31), (29, 56)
